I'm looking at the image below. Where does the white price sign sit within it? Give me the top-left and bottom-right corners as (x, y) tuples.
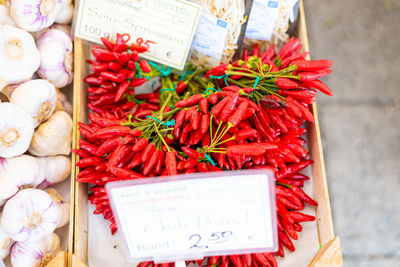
(107, 170), (278, 263)
(74, 0), (201, 70)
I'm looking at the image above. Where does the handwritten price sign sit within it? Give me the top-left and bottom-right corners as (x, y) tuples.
(107, 170), (278, 263)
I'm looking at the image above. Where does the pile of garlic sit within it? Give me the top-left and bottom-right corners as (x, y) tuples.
(0, 1), (74, 266)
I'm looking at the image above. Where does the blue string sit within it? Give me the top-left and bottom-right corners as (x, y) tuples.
(179, 70), (194, 80)
(209, 74), (230, 87)
(148, 61), (171, 77)
(253, 76), (261, 89)
(146, 116), (176, 127)
(204, 153), (216, 166)
(203, 87), (218, 95)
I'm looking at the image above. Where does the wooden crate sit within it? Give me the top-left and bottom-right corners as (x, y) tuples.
(68, 1), (342, 266)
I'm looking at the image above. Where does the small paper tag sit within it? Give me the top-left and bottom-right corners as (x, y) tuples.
(245, 0), (280, 41)
(107, 170), (278, 263)
(192, 13), (228, 60)
(74, 0), (201, 70)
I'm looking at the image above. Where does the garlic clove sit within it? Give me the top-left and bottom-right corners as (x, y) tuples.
(10, 79), (57, 128)
(0, 213), (14, 260)
(28, 111), (72, 157)
(11, 232), (61, 267)
(45, 188), (69, 228)
(0, 25), (40, 85)
(10, 0), (63, 32)
(0, 155), (45, 206)
(0, 5), (15, 26)
(36, 28), (73, 88)
(38, 155), (71, 189)
(0, 103), (34, 158)
(1, 188), (61, 242)
(54, 0), (74, 25)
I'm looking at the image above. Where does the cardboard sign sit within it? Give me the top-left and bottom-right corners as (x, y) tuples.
(75, 0), (201, 70)
(107, 170), (277, 263)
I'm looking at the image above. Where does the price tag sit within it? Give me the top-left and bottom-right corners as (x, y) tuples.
(74, 0), (201, 70)
(192, 13), (228, 60)
(245, 0), (280, 41)
(107, 170), (278, 263)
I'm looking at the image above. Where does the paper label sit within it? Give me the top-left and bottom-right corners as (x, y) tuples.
(107, 170), (277, 263)
(192, 13), (228, 60)
(75, 0), (201, 70)
(245, 0), (280, 41)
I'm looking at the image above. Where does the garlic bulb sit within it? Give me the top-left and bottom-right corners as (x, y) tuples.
(36, 28), (73, 88)
(0, 214), (14, 259)
(38, 155), (71, 188)
(45, 188), (69, 228)
(11, 232), (61, 267)
(10, 80), (57, 128)
(0, 103), (34, 158)
(10, 0), (63, 32)
(1, 188), (61, 242)
(29, 111), (72, 156)
(55, 91), (72, 117)
(0, 155), (45, 206)
(0, 25), (40, 85)
(55, 0), (73, 24)
(0, 4), (16, 26)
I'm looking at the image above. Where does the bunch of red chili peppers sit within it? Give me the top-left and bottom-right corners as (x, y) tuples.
(73, 33), (333, 267)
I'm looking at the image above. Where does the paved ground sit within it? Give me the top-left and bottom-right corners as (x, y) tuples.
(303, 0), (400, 266)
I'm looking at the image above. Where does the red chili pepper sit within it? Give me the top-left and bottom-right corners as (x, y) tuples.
(109, 166), (144, 180)
(174, 94), (203, 108)
(141, 142), (156, 163)
(228, 100), (248, 126)
(302, 79), (333, 96)
(165, 151), (177, 175)
(131, 77), (148, 87)
(143, 149), (160, 176)
(210, 97), (229, 118)
(289, 185), (318, 206)
(227, 143), (277, 157)
(97, 137), (121, 155)
(296, 59), (333, 72)
(115, 81), (130, 102)
(93, 126), (131, 139)
(181, 147), (199, 159)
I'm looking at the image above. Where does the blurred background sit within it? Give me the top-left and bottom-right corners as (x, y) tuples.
(304, 0), (400, 266)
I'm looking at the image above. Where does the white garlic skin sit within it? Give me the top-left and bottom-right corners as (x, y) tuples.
(36, 28), (73, 88)
(28, 111), (72, 157)
(54, 0), (73, 24)
(38, 155), (71, 189)
(55, 91), (73, 117)
(0, 25), (40, 85)
(10, 0), (63, 32)
(45, 188), (69, 228)
(1, 188), (61, 242)
(0, 155), (45, 206)
(0, 5), (16, 26)
(0, 102), (34, 158)
(10, 80), (57, 128)
(0, 215), (14, 259)
(11, 232), (60, 267)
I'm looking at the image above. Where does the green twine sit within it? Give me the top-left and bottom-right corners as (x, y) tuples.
(146, 116), (176, 127)
(209, 74), (230, 87)
(179, 70), (194, 81)
(253, 76), (261, 89)
(203, 87), (218, 95)
(204, 153), (216, 166)
(149, 61), (171, 77)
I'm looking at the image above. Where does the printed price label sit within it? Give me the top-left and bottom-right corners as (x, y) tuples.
(245, 0), (280, 41)
(192, 13), (228, 60)
(107, 170), (278, 263)
(75, 0), (201, 70)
